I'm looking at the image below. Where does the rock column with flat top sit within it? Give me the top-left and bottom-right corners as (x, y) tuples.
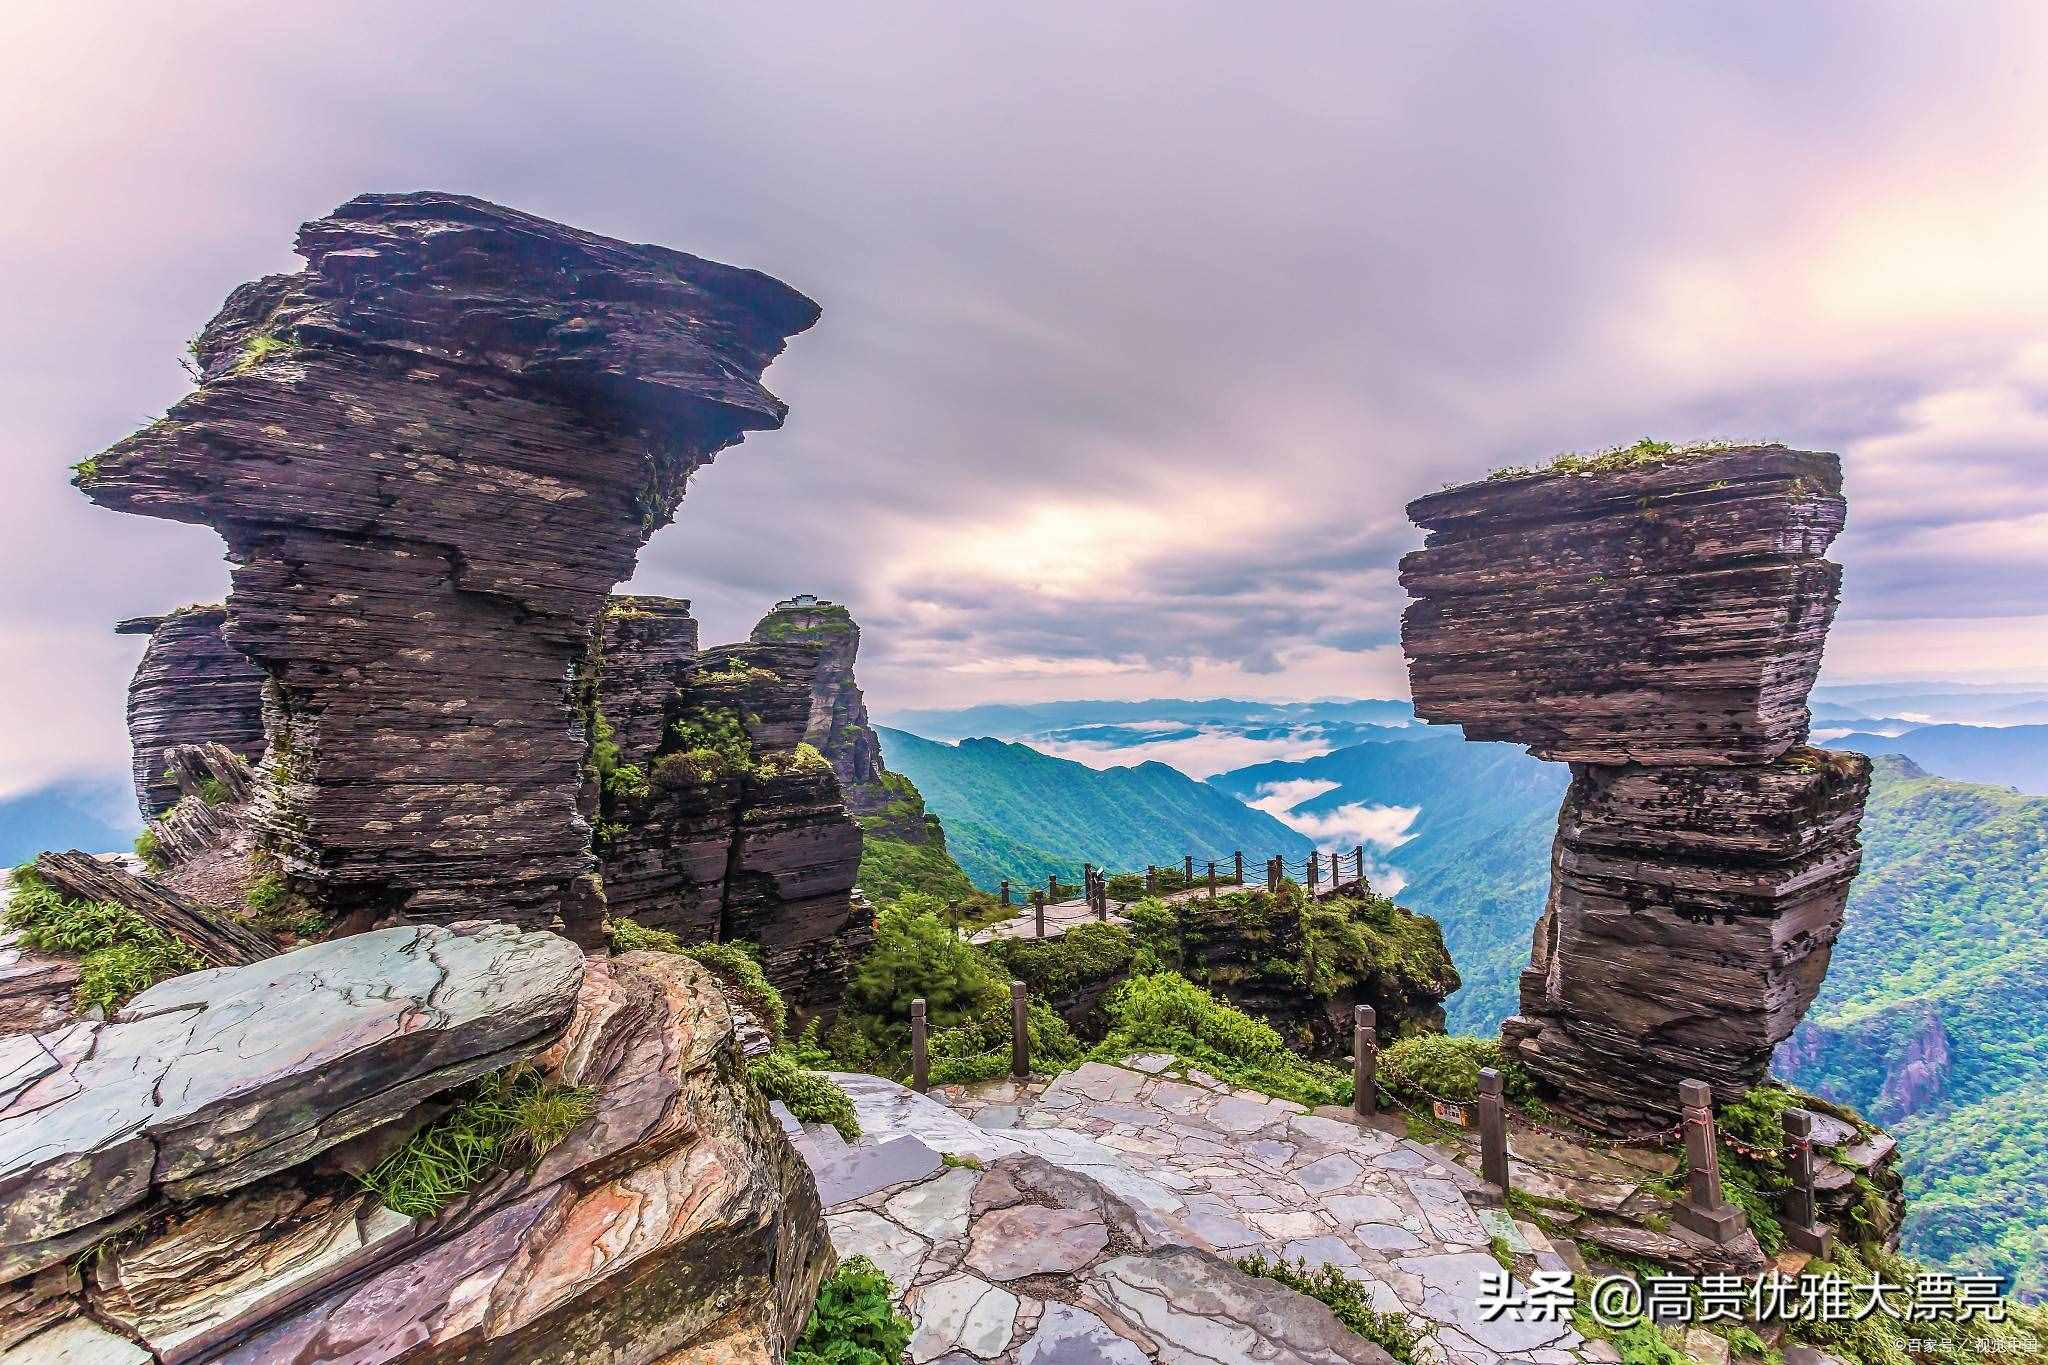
(75, 192), (819, 934)
(1400, 446), (1870, 1130)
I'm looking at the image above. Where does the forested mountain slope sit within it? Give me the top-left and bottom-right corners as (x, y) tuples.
(1777, 755), (2048, 1300)
(876, 727), (1312, 889)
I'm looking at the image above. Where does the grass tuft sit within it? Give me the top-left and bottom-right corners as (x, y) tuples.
(360, 1065), (594, 1218)
(1235, 1254), (1433, 1363)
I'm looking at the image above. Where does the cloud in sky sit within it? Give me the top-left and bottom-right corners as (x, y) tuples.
(1039, 727), (1336, 780)
(3, 2), (2047, 798)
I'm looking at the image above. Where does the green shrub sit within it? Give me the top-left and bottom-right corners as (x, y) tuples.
(361, 1065), (595, 1217)
(132, 828), (167, 872)
(656, 706), (754, 786)
(791, 1254), (912, 1365)
(70, 457), (101, 484)
(609, 917), (684, 953)
(749, 1049), (860, 1141)
(928, 995), (1082, 1085)
(4, 864), (202, 1011)
(1379, 1034), (1532, 1105)
(1105, 872), (1147, 901)
(985, 922), (1134, 998)
(1092, 971), (1351, 1107)
(844, 902), (1006, 1041)
(1235, 1255), (1432, 1364)
(196, 777), (233, 806)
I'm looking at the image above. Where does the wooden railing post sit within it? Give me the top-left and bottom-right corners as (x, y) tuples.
(1354, 845), (1365, 887)
(1145, 865), (1156, 894)
(911, 998), (929, 1092)
(1206, 860), (1218, 901)
(1010, 981), (1030, 1078)
(1782, 1108), (1833, 1256)
(1308, 850), (1320, 893)
(1047, 873), (1059, 905)
(1673, 1079), (1746, 1243)
(1233, 850), (1244, 884)
(1352, 1004), (1377, 1119)
(1183, 854), (1194, 885)
(1000, 879), (1011, 908)
(1095, 871), (1107, 920)
(1267, 855), (1280, 892)
(1478, 1066), (1509, 1191)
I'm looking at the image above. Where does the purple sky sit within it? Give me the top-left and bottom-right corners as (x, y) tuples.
(4, 2), (2047, 799)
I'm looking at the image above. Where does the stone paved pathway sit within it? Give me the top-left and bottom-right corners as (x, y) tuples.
(790, 1058), (1612, 1365)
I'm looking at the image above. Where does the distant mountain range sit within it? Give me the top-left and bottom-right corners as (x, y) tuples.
(1825, 724), (2048, 796)
(875, 727), (1312, 889)
(0, 777), (138, 867)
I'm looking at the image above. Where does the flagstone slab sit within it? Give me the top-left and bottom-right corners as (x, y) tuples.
(965, 1205), (1108, 1281)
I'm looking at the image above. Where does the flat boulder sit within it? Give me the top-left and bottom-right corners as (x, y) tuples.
(0, 923), (582, 1276)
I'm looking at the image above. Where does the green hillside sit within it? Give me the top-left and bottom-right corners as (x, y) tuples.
(1211, 735), (1567, 1031)
(1777, 755), (2048, 1300)
(876, 728), (1312, 889)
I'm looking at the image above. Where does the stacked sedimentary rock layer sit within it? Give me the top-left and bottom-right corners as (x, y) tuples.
(593, 599), (866, 1017)
(0, 926), (831, 1363)
(1401, 446), (1869, 1130)
(117, 607), (267, 818)
(77, 192), (818, 933)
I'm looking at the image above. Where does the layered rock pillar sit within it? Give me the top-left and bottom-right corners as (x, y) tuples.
(116, 606), (267, 819)
(1399, 446), (1870, 1130)
(75, 192), (819, 932)
(590, 597), (866, 1017)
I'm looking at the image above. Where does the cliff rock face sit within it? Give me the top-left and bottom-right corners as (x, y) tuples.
(592, 599), (866, 1018)
(0, 930), (832, 1363)
(116, 607), (266, 819)
(76, 192), (818, 935)
(750, 595), (918, 836)
(1401, 447), (1870, 1130)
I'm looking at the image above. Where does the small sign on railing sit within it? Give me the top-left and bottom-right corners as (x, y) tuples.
(1432, 1100), (1470, 1127)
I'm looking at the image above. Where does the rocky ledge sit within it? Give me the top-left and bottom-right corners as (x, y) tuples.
(0, 927), (830, 1364)
(1402, 448), (1869, 1129)
(77, 192), (819, 934)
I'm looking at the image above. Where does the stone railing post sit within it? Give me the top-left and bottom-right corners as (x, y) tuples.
(1233, 850), (1244, 884)
(1354, 845), (1365, 887)
(1478, 1066), (1510, 1191)
(1010, 980), (1030, 1078)
(1183, 854), (1194, 885)
(1030, 890), (1046, 938)
(1207, 860), (1218, 901)
(1267, 855), (1281, 892)
(1308, 850), (1320, 893)
(1047, 874), (1059, 905)
(1000, 879), (1011, 908)
(1673, 1079), (1746, 1243)
(1782, 1108), (1833, 1256)
(1353, 1005), (1377, 1119)
(1145, 865), (1157, 894)
(1095, 872), (1108, 921)
(911, 998), (929, 1092)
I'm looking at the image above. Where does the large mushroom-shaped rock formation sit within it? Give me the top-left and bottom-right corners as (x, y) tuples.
(591, 597), (866, 1018)
(1400, 446), (1870, 1130)
(116, 606), (267, 819)
(74, 192), (819, 935)
(0, 927), (832, 1363)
